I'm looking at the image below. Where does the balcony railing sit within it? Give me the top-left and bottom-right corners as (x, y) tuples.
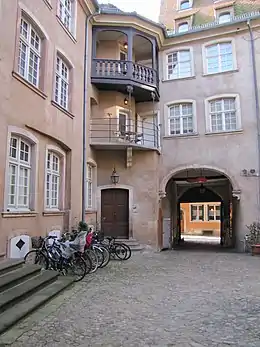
(90, 117), (160, 149)
(92, 59), (158, 87)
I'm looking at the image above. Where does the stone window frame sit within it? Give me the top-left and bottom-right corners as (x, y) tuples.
(174, 16), (192, 33)
(86, 159), (97, 212)
(202, 37), (237, 76)
(204, 93), (242, 134)
(44, 145), (66, 212)
(164, 46), (195, 81)
(52, 49), (75, 114)
(56, 0), (78, 39)
(13, 4), (49, 96)
(164, 99), (197, 137)
(4, 126), (39, 214)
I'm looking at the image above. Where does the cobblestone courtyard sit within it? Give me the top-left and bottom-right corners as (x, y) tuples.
(2, 249), (260, 347)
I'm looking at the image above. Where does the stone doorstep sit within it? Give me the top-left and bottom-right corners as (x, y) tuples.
(0, 259), (24, 276)
(0, 276), (74, 336)
(0, 253), (5, 260)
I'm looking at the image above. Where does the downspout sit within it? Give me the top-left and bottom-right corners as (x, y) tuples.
(247, 19), (260, 211)
(82, 10), (100, 222)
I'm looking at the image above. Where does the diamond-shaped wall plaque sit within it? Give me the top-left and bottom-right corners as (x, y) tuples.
(16, 238), (25, 250)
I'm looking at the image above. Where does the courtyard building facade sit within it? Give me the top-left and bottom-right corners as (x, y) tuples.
(0, 0), (260, 256)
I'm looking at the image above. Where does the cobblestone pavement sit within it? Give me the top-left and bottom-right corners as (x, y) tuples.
(2, 249), (260, 347)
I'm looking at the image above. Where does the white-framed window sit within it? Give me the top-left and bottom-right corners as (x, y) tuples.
(8, 137), (32, 210)
(86, 164), (93, 210)
(218, 12), (231, 24)
(205, 41), (233, 74)
(55, 55), (69, 109)
(180, 0), (190, 10)
(166, 49), (192, 79)
(191, 204), (204, 221)
(208, 97), (237, 132)
(168, 102), (194, 135)
(58, 0), (75, 32)
(45, 151), (60, 209)
(207, 204), (221, 221)
(178, 22), (189, 33)
(18, 17), (41, 87)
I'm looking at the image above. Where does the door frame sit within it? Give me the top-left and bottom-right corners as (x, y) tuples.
(97, 185), (133, 238)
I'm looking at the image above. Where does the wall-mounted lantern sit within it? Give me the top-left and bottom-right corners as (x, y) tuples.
(124, 97), (128, 105)
(111, 168), (119, 185)
(123, 42), (128, 50)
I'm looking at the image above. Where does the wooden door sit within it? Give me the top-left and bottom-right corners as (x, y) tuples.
(101, 189), (129, 239)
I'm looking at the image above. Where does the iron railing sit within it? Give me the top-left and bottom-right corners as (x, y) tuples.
(166, 11), (260, 37)
(92, 59), (158, 87)
(90, 117), (160, 149)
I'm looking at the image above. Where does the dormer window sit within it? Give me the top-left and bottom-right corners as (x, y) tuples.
(218, 12), (231, 24)
(180, 0), (190, 10)
(178, 22), (189, 33)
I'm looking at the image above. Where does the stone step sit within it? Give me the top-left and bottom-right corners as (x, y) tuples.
(0, 270), (58, 313)
(0, 259), (24, 276)
(0, 253), (6, 260)
(115, 239), (144, 251)
(0, 277), (74, 335)
(0, 265), (41, 293)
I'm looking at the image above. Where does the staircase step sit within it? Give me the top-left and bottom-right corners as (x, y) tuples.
(0, 259), (24, 276)
(0, 277), (74, 335)
(0, 270), (58, 313)
(0, 265), (41, 293)
(0, 253), (5, 260)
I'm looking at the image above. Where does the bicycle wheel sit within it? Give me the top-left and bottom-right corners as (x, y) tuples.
(83, 252), (92, 274)
(120, 243), (132, 260)
(98, 245), (111, 268)
(114, 243), (129, 260)
(24, 249), (49, 270)
(84, 249), (98, 274)
(92, 245), (105, 268)
(67, 254), (87, 282)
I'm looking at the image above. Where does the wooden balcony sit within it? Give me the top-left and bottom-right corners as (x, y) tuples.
(90, 117), (160, 151)
(91, 59), (159, 102)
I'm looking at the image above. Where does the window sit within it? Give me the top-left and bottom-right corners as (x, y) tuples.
(18, 17), (41, 87)
(191, 205), (204, 221)
(167, 50), (192, 79)
(55, 55), (69, 109)
(205, 42), (233, 74)
(218, 12), (231, 24)
(118, 113), (132, 135)
(209, 98), (237, 132)
(168, 103), (194, 135)
(45, 151), (60, 209)
(58, 0), (74, 32)
(8, 137), (31, 210)
(178, 22), (189, 33)
(86, 164), (93, 209)
(207, 205), (221, 221)
(180, 0), (190, 9)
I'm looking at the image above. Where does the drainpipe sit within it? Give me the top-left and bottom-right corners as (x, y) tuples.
(247, 19), (260, 211)
(81, 10), (100, 222)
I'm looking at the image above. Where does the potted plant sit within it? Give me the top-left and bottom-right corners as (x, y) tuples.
(246, 222), (260, 255)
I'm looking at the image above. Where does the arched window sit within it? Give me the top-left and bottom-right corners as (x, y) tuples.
(178, 22), (189, 33)
(180, 0), (190, 10)
(218, 12), (231, 24)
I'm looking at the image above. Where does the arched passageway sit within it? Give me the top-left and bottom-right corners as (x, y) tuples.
(160, 167), (239, 251)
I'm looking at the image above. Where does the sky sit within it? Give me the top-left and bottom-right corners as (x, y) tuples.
(98, 0), (161, 22)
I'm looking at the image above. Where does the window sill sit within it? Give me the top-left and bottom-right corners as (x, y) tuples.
(202, 69), (239, 77)
(162, 76), (196, 83)
(43, 0), (52, 10)
(205, 129), (243, 136)
(85, 209), (97, 214)
(163, 132), (199, 139)
(51, 100), (75, 119)
(12, 72), (47, 99)
(56, 16), (77, 44)
(43, 210), (65, 216)
(2, 211), (38, 218)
